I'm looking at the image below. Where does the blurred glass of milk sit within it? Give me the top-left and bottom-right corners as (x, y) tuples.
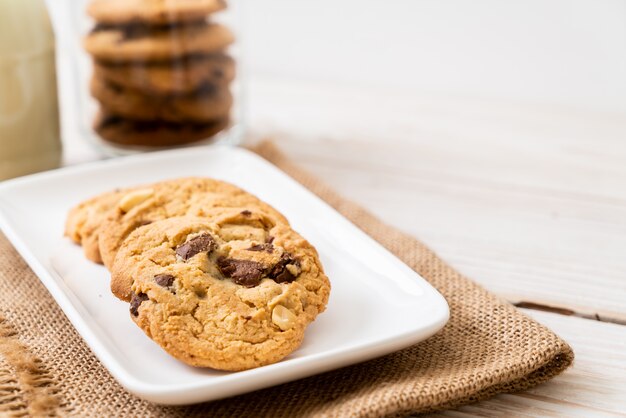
(0, 0), (61, 180)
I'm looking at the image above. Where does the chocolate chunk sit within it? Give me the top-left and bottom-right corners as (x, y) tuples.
(196, 82), (218, 96)
(154, 274), (175, 287)
(213, 68), (225, 79)
(129, 292), (149, 316)
(266, 236), (275, 244)
(106, 80), (124, 93)
(217, 258), (264, 287)
(240, 210), (252, 217)
(247, 243), (274, 253)
(176, 233), (217, 260)
(99, 113), (124, 128)
(268, 253), (300, 283)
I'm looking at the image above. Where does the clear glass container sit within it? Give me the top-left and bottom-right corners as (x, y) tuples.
(63, 0), (244, 155)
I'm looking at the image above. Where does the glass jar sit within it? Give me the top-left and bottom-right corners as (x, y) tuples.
(0, 0), (62, 180)
(62, 0), (243, 155)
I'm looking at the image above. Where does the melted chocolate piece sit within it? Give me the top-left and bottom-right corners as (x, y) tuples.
(99, 113), (124, 129)
(195, 82), (218, 96)
(217, 258), (264, 287)
(106, 80), (124, 93)
(266, 236), (275, 244)
(213, 68), (225, 79)
(130, 292), (149, 316)
(268, 253), (300, 283)
(247, 243), (274, 253)
(154, 274), (175, 287)
(176, 233), (216, 260)
(240, 210), (252, 217)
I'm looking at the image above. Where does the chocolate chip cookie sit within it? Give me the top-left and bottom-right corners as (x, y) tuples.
(91, 77), (233, 122)
(94, 112), (229, 147)
(84, 22), (234, 62)
(111, 213), (330, 370)
(93, 54), (235, 95)
(65, 187), (138, 263)
(97, 178), (290, 277)
(87, 0), (227, 25)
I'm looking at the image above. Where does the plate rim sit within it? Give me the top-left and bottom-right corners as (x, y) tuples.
(0, 145), (449, 405)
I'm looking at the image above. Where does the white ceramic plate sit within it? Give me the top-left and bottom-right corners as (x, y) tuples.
(0, 146), (449, 405)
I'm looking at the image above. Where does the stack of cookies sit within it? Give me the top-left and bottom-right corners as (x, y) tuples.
(65, 177), (331, 371)
(83, 0), (235, 147)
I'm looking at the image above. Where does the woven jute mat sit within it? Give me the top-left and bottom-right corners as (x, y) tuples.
(0, 141), (573, 417)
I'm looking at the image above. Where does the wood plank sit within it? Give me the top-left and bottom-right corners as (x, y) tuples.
(428, 310), (626, 417)
(248, 77), (626, 320)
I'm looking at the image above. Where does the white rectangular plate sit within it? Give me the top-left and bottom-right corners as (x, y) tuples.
(0, 145), (449, 405)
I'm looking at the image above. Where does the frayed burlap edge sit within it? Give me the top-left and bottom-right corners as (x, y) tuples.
(0, 314), (67, 417)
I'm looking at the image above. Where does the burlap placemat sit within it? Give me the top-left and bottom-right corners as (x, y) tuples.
(0, 141), (573, 417)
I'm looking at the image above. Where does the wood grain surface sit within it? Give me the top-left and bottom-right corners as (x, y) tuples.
(246, 76), (626, 416)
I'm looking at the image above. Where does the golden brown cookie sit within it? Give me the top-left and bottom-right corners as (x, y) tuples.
(65, 188), (137, 263)
(93, 54), (235, 95)
(112, 214), (330, 371)
(87, 0), (227, 25)
(94, 112), (229, 147)
(84, 22), (234, 62)
(97, 178), (290, 279)
(90, 76), (233, 122)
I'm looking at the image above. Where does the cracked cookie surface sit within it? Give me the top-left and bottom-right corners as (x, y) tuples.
(98, 177), (289, 276)
(111, 212), (330, 370)
(65, 187), (137, 263)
